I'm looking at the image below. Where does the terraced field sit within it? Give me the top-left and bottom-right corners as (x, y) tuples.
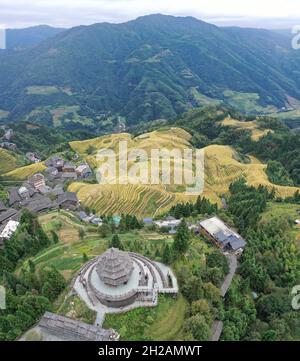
(221, 117), (273, 141)
(69, 183), (177, 216)
(203, 144), (300, 202)
(3, 161), (46, 180)
(0, 109), (9, 119)
(69, 128), (300, 217)
(0, 148), (20, 174)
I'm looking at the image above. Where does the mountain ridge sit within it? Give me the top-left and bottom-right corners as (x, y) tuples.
(1, 14), (300, 128)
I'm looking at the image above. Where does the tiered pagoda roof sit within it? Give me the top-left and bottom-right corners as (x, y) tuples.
(96, 248), (134, 287)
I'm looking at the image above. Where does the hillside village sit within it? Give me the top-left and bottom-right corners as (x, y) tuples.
(0, 154), (95, 243)
(0, 141), (248, 258)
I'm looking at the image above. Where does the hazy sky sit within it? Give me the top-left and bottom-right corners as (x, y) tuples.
(1, 0), (300, 29)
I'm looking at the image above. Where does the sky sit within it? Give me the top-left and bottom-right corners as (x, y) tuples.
(1, 0), (300, 29)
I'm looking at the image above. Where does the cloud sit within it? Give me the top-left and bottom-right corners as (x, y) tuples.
(1, 0), (300, 28)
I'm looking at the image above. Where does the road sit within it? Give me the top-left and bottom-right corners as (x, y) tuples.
(211, 253), (238, 341)
(221, 253), (238, 297)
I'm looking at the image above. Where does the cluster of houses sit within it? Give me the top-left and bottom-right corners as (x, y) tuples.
(1, 172), (80, 245)
(0, 127), (17, 151)
(0, 155), (93, 245)
(44, 156), (92, 182)
(145, 215), (246, 255)
(26, 152), (41, 163)
(8, 171), (79, 213)
(78, 211), (102, 226)
(0, 201), (20, 246)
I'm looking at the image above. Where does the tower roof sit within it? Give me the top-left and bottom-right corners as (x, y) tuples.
(96, 248), (134, 287)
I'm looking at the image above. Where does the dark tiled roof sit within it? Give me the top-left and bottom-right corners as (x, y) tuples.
(8, 187), (21, 206)
(45, 166), (57, 173)
(21, 196), (54, 213)
(22, 183), (38, 197)
(45, 156), (64, 167)
(61, 172), (77, 179)
(28, 173), (45, 185)
(79, 211), (88, 220)
(0, 201), (6, 212)
(57, 192), (78, 206)
(63, 163), (76, 170)
(0, 208), (18, 224)
(52, 185), (64, 196)
(38, 185), (52, 194)
(165, 216), (176, 221)
(214, 231), (229, 244)
(38, 312), (118, 341)
(227, 235), (246, 251)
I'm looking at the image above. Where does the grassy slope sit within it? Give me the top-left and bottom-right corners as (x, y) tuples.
(145, 294), (188, 340)
(221, 117), (273, 141)
(27, 211), (172, 280)
(3, 161), (46, 180)
(69, 128), (300, 217)
(0, 148), (20, 174)
(103, 295), (188, 341)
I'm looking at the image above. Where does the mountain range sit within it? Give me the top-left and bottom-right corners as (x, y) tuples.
(5, 25), (65, 50)
(1, 14), (300, 129)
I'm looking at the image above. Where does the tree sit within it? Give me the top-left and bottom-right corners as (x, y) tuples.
(39, 267), (66, 302)
(172, 219), (190, 256)
(78, 228), (85, 239)
(191, 299), (212, 323)
(86, 145), (96, 155)
(262, 330), (278, 341)
(162, 244), (171, 264)
(206, 250), (229, 276)
(28, 259), (36, 273)
(184, 314), (211, 341)
(109, 234), (122, 250)
(203, 282), (221, 305)
(51, 230), (59, 244)
(98, 223), (111, 237)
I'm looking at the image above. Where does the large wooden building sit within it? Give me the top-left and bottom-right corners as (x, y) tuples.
(199, 216), (246, 255)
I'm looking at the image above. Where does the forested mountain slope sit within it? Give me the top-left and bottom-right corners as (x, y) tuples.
(1, 15), (300, 128)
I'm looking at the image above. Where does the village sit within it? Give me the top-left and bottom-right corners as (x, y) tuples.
(0, 154), (96, 244)
(0, 152), (247, 257)
(0, 126), (17, 151)
(1, 130), (248, 342)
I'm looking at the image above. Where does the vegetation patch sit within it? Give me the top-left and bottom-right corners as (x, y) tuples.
(103, 295), (188, 341)
(222, 90), (277, 114)
(221, 117), (272, 141)
(26, 86), (60, 95)
(3, 162), (46, 180)
(0, 148), (20, 174)
(0, 109), (9, 119)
